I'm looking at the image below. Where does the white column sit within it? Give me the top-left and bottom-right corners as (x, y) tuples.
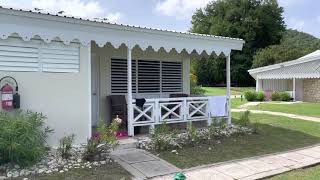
(87, 45), (92, 138)
(226, 54), (231, 126)
(293, 78), (296, 101)
(127, 46), (134, 136)
(256, 78), (259, 92)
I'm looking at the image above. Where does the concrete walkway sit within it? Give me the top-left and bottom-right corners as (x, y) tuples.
(152, 145), (320, 180)
(232, 109), (320, 123)
(111, 142), (180, 180)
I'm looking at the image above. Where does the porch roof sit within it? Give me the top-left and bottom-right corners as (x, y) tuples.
(248, 50), (320, 80)
(0, 6), (244, 55)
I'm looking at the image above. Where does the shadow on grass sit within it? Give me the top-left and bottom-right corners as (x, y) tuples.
(157, 123), (320, 169)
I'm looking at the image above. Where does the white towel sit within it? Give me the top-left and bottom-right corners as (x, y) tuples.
(208, 96), (227, 117)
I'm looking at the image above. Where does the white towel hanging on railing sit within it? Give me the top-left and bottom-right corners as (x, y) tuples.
(208, 96), (227, 117)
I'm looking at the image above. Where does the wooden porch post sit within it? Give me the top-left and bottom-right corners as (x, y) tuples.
(256, 78), (260, 92)
(293, 78), (296, 101)
(127, 46), (134, 136)
(226, 54), (231, 126)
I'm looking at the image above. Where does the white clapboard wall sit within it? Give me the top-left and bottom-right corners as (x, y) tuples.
(0, 37), (80, 73)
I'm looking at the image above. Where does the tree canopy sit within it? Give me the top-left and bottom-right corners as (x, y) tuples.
(252, 29), (320, 68)
(191, 0), (285, 86)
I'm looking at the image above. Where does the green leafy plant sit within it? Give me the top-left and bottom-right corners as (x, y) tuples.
(271, 92), (281, 101)
(239, 110), (250, 127)
(244, 91), (257, 101)
(186, 122), (202, 145)
(82, 138), (99, 161)
(151, 122), (178, 151)
(96, 119), (120, 148)
(279, 92), (291, 101)
(256, 91), (265, 101)
(0, 110), (53, 166)
(190, 73), (205, 95)
(58, 134), (75, 159)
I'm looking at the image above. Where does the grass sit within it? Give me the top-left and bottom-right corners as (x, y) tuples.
(268, 165), (320, 180)
(16, 163), (131, 180)
(203, 87), (254, 96)
(156, 113), (320, 169)
(231, 98), (247, 108)
(249, 102), (320, 117)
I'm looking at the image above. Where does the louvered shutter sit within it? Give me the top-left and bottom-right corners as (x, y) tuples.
(0, 40), (39, 72)
(161, 61), (182, 92)
(138, 60), (160, 93)
(41, 42), (80, 73)
(111, 58), (136, 94)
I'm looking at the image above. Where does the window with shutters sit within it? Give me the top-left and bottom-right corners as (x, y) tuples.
(0, 37), (80, 73)
(111, 59), (182, 94)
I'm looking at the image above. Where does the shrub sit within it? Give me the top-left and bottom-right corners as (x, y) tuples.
(256, 91), (265, 101)
(239, 110), (250, 127)
(244, 91), (257, 101)
(151, 122), (179, 151)
(58, 134), (75, 159)
(82, 138), (100, 161)
(279, 92), (291, 101)
(96, 119), (120, 148)
(0, 110), (53, 166)
(271, 92), (281, 101)
(271, 91), (291, 101)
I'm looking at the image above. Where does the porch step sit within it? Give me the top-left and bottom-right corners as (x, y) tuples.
(115, 138), (138, 150)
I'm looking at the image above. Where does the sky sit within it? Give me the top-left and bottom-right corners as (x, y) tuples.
(0, 0), (319, 38)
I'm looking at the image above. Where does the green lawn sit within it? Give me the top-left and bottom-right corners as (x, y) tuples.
(268, 165), (320, 180)
(231, 98), (247, 108)
(156, 113), (320, 169)
(249, 102), (320, 118)
(17, 163), (131, 180)
(203, 87), (254, 96)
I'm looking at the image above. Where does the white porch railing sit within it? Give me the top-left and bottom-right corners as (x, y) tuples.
(131, 97), (211, 127)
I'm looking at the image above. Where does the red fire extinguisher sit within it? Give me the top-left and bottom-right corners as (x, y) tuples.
(1, 83), (14, 110)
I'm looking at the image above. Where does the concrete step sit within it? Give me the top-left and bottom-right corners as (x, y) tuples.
(115, 138), (138, 150)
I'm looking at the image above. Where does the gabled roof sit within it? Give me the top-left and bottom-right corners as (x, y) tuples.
(0, 6), (244, 55)
(248, 50), (320, 79)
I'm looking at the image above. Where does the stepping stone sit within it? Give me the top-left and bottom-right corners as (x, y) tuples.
(118, 151), (155, 163)
(238, 159), (278, 172)
(132, 160), (179, 178)
(186, 168), (234, 180)
(214, 163), (257, 179)
(259, 155), (297, 168)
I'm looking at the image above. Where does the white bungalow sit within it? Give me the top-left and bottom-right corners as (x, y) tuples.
(0, 7), (244, 145)
(248, 50), (320, 102)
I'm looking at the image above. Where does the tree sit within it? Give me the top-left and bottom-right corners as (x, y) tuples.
(191, 0), (285, 86)
(252, 29), (320, 68)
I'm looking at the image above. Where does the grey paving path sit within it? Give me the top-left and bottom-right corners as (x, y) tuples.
(152, 145), (320, 180)
(232, 109), (320, 122)
(111, 148), (180, 180)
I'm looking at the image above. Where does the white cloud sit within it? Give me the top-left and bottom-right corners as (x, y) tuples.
(154, 0), (211, 20)
(0, 0), (123, 22)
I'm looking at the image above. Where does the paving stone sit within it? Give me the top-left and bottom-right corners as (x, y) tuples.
(132, 160), (179, 178)
(259, 155), (297, 168)
(237, 159), (278, 172)
(279, 152), (315, 163)
(214, 163), (257, 179)
(118, 151), (155, 163)
(186, 168), (234, 180)
(239, 167), (291, 180)
(295, 149), (320, 159)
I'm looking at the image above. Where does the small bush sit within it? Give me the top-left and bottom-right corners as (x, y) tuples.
(58, 134), (75, 159)
(96, 119), (120, 148)
(0, 110), (53, 166)
(256, 91), (265, 101)
(83, 138), (103, 161)
(271, 91), (291, 101)
(244, 91), (257, 101)
(151, 122), (179, 151)
(279, 92), (291, 101)
(239, 110), (250, 126)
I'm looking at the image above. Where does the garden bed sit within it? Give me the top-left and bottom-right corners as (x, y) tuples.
(141, 113), (320, 169)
